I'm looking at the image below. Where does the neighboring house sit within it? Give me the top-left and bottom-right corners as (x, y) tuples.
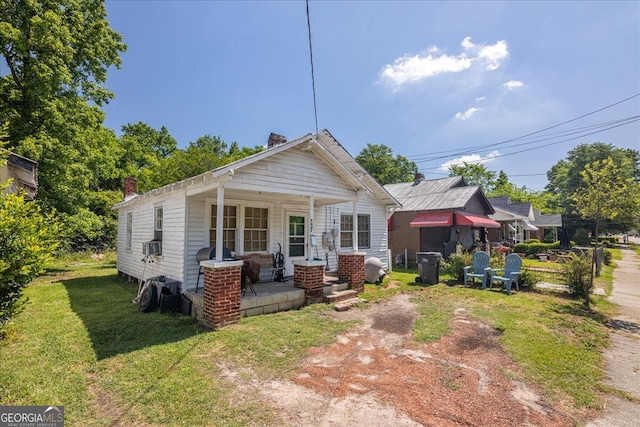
(487, 197), (538, 244)
(0, 150), (38, 200)
(385, 175), (499, 262)
(113, 129), (401, 292)
(530, 210), (563, 242)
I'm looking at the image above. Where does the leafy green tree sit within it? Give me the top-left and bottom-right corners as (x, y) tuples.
(116, 122), (178, 192)
(1, 138), (60, 337)
(0, 0), (126, 249)
(355, 144), (417, 185)
(547, 142), (640, 233)
(572, 156), (640, 306)
(448, 162), (496, 192)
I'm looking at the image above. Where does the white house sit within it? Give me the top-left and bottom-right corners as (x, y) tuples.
(113, 129), (401, 293)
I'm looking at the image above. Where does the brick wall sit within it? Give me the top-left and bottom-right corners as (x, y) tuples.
(338, 253), (365, 293)
(293, 262), (325, 304)
(202, 264), (241, 329)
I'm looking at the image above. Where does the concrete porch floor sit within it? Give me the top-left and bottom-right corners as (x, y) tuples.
(184, 275), (350, 321)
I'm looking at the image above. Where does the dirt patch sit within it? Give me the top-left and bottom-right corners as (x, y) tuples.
(224, 293), (571, 426)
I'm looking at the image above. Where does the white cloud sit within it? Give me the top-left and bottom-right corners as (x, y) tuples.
(504, 80), (524, 90)
(475, 96), (486, 101)
(461, 36), (475, 50)
(455, 107), (482, 121)
(380, 37), (509, 87)
(477, 40), (509, 70)
(439, 150), (501, 171)
(381, 53), (472, 85)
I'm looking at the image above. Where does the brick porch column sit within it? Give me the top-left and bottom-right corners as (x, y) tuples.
(293, 260), (326, 305)
(338, 252), (365, 294)
(200, 260), (244, 329)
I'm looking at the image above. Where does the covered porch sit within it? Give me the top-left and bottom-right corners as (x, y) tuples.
(184, 271), (359, 324)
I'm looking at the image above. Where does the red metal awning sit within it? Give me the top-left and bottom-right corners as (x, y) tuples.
(410, 212), (454, 228)
(455, 211), (501, 228)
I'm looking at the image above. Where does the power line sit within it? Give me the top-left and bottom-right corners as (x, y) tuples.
(413, 115), (640, 165)
(306, 0), (319, 136)
(407, 93), (640, 162)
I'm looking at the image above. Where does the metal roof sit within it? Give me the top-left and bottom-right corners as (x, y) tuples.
(385, 178), (490, 212)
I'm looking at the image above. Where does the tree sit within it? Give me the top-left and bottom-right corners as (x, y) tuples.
(572, 156), (640, 306)
(546, 142), (640, 233)
(116, 122), (178, 192)
(0, 0), (126, 249)
(355, 144), (417, 185)
(448, 162), (496, 192)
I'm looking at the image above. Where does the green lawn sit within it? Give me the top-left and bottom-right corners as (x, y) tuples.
(0, 253), (624, 425)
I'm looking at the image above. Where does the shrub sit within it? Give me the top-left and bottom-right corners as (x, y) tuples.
(0, 192), (60, 337)
(513, 241), (560, 257)
(441, 252), (473, 282)
(602, 248), (612, 266)
(518, 268), (539, 288)
(560, 253), (592, 305)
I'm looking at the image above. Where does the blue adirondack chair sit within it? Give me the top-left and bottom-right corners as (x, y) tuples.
(490, 253), (522, 295)
(463, 251), (491, 289)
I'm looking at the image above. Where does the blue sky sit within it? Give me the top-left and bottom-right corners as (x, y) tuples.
(103, 1), (640, 190)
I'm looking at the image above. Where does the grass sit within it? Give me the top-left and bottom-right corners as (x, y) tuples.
(0, 255), (354, 426)
(0, 252), (625, 425)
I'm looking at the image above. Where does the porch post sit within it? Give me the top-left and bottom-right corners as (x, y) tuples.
(338, 252), (365, 294)
(200, 260), (243, 329)
(308, 196), (314, 260)
(215, 186), (224, 261)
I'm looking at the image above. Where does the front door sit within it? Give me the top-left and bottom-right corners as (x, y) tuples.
(286, 213), (307, 274)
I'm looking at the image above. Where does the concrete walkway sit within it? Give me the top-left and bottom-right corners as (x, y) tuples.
(587, 245), (640, 427)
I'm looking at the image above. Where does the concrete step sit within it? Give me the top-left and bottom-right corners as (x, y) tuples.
(334, 297), (366, 312)
(324, 289), (358, 304)
(323, 282), (350, 295)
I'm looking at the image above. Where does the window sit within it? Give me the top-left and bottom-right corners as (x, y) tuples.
(244, 207), (268, 252)
(210, 205), (237, 251)
(358, 214), (371, 248)
(126, 212), (132, 251)
(340, 214), (353, 247)
(340, 214), (371, 249)
(154, 206), (163, 241)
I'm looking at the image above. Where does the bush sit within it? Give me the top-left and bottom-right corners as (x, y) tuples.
(518, 268), (539, 288)
(603, 249), (612, 266)
(560, 253), (592, 304)
(0, 192), (60, 338)
(513, 241), (561, 257)
(441, 252), (473, 282)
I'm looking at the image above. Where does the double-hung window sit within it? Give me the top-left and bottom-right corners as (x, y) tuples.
(126, 212), (133, 250)
(244, 207), (268, 252)
(154, 206), (163, 242)
(210, 205), (237, 251)
(340, 213), (371, 249)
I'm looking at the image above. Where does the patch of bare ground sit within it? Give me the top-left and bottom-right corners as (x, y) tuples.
(223, 293), (573, 426)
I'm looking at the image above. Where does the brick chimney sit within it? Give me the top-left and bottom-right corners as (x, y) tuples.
(267, 132), (287, 148)
(124, 177), (138, 199)
(413, 172), (425, 186)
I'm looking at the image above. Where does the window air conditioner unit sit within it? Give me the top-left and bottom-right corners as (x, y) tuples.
(142, 240), (162, 256)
